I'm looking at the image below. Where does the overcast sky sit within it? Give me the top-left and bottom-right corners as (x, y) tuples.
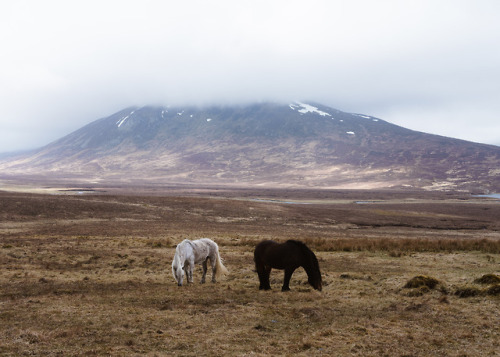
(1, 0), (500, 152)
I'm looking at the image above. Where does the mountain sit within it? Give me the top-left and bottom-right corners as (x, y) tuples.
(1, 102), (499, 191)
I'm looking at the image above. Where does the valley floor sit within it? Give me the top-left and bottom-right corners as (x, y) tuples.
(0, 187), (499, 356)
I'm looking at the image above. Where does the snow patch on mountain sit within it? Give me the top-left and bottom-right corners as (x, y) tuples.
(289, 102), (331, 117)
(354, 113), (379, 122)
(116, 110), (135, 128)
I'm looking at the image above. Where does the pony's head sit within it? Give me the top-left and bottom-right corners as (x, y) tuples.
(308, 261), (322, 291)
(171, 253), (185, 286)
(291, 240), (322, 291)
(305, 250), (322, 291)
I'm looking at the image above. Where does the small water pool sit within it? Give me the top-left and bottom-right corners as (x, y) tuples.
(473, 193), (500, 199)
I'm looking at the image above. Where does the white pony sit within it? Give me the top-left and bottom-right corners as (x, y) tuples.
(172, 238), (229, 286)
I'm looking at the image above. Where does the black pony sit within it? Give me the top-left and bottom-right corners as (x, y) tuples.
(254, 240), (322, 291)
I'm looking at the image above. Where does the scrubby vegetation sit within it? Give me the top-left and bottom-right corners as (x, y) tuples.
(454, 274), (500, 298)
(1, 188), (499, 356)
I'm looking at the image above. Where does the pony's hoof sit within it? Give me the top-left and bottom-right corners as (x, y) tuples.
(281, 287), (290, 292)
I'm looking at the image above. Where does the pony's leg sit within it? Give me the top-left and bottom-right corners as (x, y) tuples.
(255, 262), (265, 289)
(185, 263), (192, 284)
(201, 259), (208, 284)
(210, 257), (217, 283)
(263, 266), (272, 290)
(256, 264), (271, 290)
(183, 265), (190, 284)
(188, 256), (196, 283)
(282, 268), (295, 291)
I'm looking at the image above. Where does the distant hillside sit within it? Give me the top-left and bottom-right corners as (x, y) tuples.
(1, 102), (499, 192)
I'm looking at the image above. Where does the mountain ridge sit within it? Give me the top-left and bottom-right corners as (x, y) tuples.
(1, 102), (499, 192)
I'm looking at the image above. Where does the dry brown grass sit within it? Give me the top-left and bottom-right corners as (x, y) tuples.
(1, 188), (499, 356)
(301, 236), (500, 254)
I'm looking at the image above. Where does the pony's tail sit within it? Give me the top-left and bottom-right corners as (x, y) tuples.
(215, 248), (229, 278)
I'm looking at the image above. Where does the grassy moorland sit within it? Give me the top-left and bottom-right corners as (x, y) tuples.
(0, 187), (499, 356)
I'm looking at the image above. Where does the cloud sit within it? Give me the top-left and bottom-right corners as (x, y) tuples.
(1, 0), (500, 152)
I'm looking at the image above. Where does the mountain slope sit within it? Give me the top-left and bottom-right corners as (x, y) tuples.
(1, 102), (499, 191)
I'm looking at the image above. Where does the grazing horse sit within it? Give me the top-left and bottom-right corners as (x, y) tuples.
(172, 238), (228, 286)
(254, 240), (322, 291)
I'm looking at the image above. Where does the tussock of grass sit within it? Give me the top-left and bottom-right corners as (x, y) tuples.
(454, 286), (482, 298)
(403, 275), (448, 296)
(485, 284), (500, 296)
(453, 274), (500, 298)
(404, 275), (441, 289)
(474, 273), (500, 285)
(454, 283), (500, 297)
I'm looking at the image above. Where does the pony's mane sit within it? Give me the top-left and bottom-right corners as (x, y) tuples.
(174, 240), (191, 264)
(286, 240), (321, 281)
(286, 240), (313, 254)
(173, 244), (182, 266)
